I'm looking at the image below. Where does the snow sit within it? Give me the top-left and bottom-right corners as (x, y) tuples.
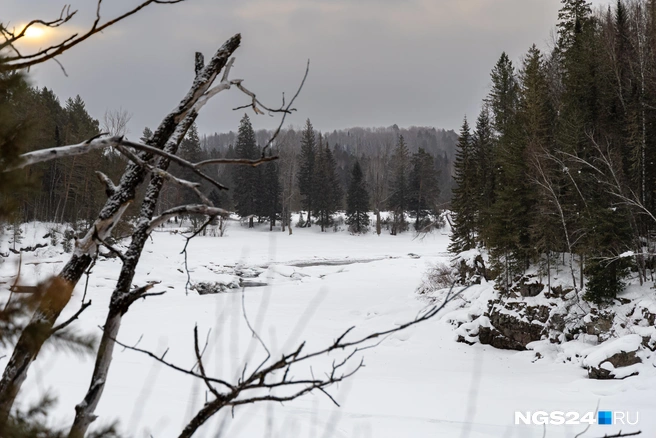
(1, 221), (655, 437)
(582, 335), (642, 368)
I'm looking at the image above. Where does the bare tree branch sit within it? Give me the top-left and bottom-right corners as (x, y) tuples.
(148, 204), (230, 233)
(51, 301), (92, 334)
(111, 335), (235, 391)
(0, 0), (187, 72)
(118, 284), (465, 438)
(0, 33), (242, 429)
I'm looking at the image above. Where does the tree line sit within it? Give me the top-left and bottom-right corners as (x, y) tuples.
(0, 82), (452, 238)
(225, 116), (445, 234)
(449, 0), (656, 303)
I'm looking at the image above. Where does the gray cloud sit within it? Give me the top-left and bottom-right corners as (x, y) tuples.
(7, 0), (608, 137)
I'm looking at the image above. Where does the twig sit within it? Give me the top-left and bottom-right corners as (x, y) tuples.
(51, 301), (92, 333)
(111, 335), (235, 390)
(1, 0), (187, 72)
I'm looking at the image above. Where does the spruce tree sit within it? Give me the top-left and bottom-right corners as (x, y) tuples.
(448, 117), (477, 253)
(261, 149), (282, 230)
(408, 148), (439, 231)
(556, 0), (593, 55)
(0, 65), (29, 219)
(472, 106), (495, 245)
(233, 114), (259, 227)
(297, 119), (317, 227)
(314, 136), (343, 231)
(346, 160), (370, 234)
(517, 45), (559, 261)
(481, 52), (527, 288)
(140, 127), (153, 143)
(388, 134), (410, 235)
(488, 52), (519, 137)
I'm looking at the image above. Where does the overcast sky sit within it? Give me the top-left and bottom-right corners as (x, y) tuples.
(7, 0), (607, 138)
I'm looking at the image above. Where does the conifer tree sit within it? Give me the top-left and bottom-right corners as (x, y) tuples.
(233, 114), (259, 227)
(297, 119), (316, 227)
(346, 160), (370, 234)
(261, 150), (282, 230)
(0, 66), (29, 219)
(472, 106), (495, 244)
(314, 136), (343, 231)
(556, 0), (593, 55)
(408, 148), (439, 231)
(517, 45), (559, 261)
(388, 135), (410, 235)
(448, 117), (477, 253)
(488, 52), (519, 137)
(140, 127), (153, 143)
(481, 52), (527, 287)
(178, 123), (205, 205)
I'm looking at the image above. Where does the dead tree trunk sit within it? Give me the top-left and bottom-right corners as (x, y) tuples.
(68, 36), (240, 438)
(0, 34), (241, 426)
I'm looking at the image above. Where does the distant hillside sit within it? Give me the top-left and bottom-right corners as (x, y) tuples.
(202, 125), (458, 161)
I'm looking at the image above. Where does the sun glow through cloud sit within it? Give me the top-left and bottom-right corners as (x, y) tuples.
(22, 25), (46, 39)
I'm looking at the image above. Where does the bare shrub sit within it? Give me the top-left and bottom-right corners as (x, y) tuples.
(417, 262), (457, 295)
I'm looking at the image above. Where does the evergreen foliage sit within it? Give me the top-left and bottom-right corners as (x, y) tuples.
(260, 149), (282, 230)
(448, 118), (477, 253)
(471, 106), (495, 244)
(388, 135), (410, 235)
(297, 119), (317, 226)
(346, 160), (370, 234)
(314, 136), (343, 231)
(0, 64), (29, 220)
(408, 148), (440, 231)
(232, 114), (259, 227)
(448, 0), (656, 302)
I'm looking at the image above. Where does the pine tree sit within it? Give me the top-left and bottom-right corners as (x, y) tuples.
(140, 126), (153, 143)
(261, 150), (282, 230)
(481, 52), (528, 288)
(408, 148), (439, 231)
(517, 45), (559, 261)
(346, 160), (370, 234)
(0, 66), (29, 219)
(177, 123), (205, 205)
(556, 0), (593, 55)
(488, 52), (519, 137)
(326, 144), (343, 215)
(297, 119), (316, 227)
(233, 114), (259, 227)
(314, 136), (343, 231)
(472, 106), (495, 244)
(388, 134), (410, 235)
(448, 117), (477, 253)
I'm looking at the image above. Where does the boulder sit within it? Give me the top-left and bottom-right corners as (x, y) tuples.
(479, 303), (547, 350)
(584, 334), (642, 379)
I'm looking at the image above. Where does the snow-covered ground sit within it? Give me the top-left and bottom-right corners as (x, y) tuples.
(1, 220), (655, 437)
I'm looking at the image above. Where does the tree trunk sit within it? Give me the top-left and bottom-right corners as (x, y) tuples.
(580, 253), (584, 292)
(0, 35), (241, 427)
(376, 210), (381, 235)
(69, 36), (242, 434)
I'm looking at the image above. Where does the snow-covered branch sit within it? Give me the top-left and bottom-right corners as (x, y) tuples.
(148, 204), (230, 233)
(0, 34), (242, 427)
(114, 144), (214, 204)
(9, 135), (279, 173)
(9, 136), (118, 170)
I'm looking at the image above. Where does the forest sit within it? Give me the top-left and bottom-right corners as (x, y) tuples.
(449, 0), (656, 303)
(2, 0), (656, 436)
(0, 85), (457, 237)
